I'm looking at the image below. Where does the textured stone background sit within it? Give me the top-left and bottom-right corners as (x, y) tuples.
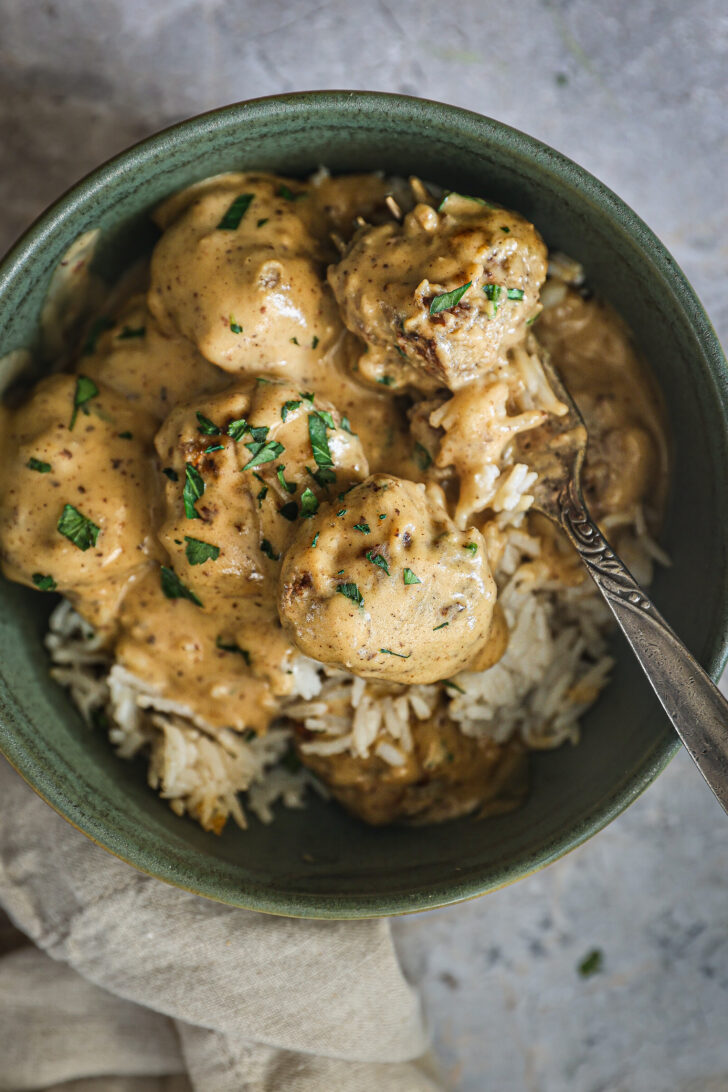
(1, 2), (727, 1089)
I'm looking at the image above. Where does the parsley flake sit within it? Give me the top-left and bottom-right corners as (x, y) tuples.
(69, 375), (99, 430)
(353, 523), (370, 534)
(276, 465), (297, 494)
(337, 508), (347, 517)
(378, 513), (387, 520)
(279, 501), (299, 521)
(464, 542), (478, 554)
(160, 565), (202, 605)
(183, 463), (205, 519)
(278, 184), (305, 201)
(507, 288), (525, 300)
(433, 622), (449, 631)
(261, 538), (280, 561)
(500, 225), (511, 233)
(578, 949), (604, 978)
(257, 217), (268, 228)
(340, 416), (354, 434)
(308, 412), (333, 468)
(366, 551), (389, 576)
(216, 193), (254, 230)
(311, 335), (319, 349)
(300, 487), (319, 518)
(204, 443), (224, 453)
(32, 573), (57, 591)
(57, 504), (100, 551)
(311, 531), (320, 547)
(300, 391), (315, 403)
(196, 412), (220, 436)
(377, 375), (394, 386)
(430, 281), (471, 315)
(227, 418), (248, 441)
(118, 431), (133, 440)
(281, 399), (302, 422)
(27, 457), (51, 473)
(403, 568), (421, 585)
(184, 536), (220, 565)
(162, 467), (179, 482)
(443, 679), (465, 694)
(81, 315), (113, 356)
(290, 337), (300, 346)
(216, 636), (251, 664)
(337, 582), (363, 607)
(380, 648), (411, 659)
(117, 325), (146, 340)
(242, 439), (285, 470)
(229, 317), (243, 334)
(483, 283), (502, 314)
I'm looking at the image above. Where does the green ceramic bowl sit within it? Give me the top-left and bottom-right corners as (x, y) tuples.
(1, 92), (727, 918)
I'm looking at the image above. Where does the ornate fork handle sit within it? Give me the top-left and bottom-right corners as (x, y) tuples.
(558, 479), (728, 815)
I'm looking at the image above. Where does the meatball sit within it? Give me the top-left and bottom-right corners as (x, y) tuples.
(0, 374), (163, 630)
(148, 173), (341, 376)
(79, 294), (230, 419)
(154, 380), (369, 609)
(294, 702), (527, 825)
(278, 474), (497, 684)
(328, 193), (548, 391)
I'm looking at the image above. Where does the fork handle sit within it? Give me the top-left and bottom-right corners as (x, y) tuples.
(558, 480), (728, 815)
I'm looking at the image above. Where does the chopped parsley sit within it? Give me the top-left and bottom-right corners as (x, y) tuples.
(227, 418), (248, 441)
(69, 375), (99, 430)
(308, 412), (333, 468)
(340, 416), (354, 434)
(281, 399), (302, 422)
(300, 391), (315, 403)
(526, 314), (539, 326)
(118, 431), (133, 440)
(229, 317), (243, 334)
(464, 542), (478, 554)
(500, 225), (511, 233)
(336, 508), (347, 517)
(204, 443), (224, 454)
(254, 470), (268, 507)
(336, 582), (363, 607)
(378, 513), (387, 520)
(117, 325), (146, 340)
(366, 550), (389, 576)
(311, 531), (320, 547)
(443, 679), (465, 694)
(290, 337), (300, 346)
(247, 425), (270, 443)
(160, 565), (202, 605)
(300, 487), (319, 518)
(261, 538), (280, 561)
(278, 184), (305, 201)
(196, 412), (220, 436)
(27, 457), (51, 473)
(414, 442), (433, 471)
(216, 636), (251, 664)
(257, 217), (268, 228)
(216, 193), (254, 230)
(57, 504), (100, 551)
(578, 949), (604, 978)
(311, 335), (319, 349)
(32, 573), (57, 591)
(81, 315), (113, 356)
(242, 439), (284, 470)
(430, 281), (471, 315)
(507, 288), (525, 300)
(315, 409), (336, 429)
(307, 465), (337, 488)
(278, 501), (299, 521)
(433, 622), (449, 631)
(380, 648), (411, 658)
(483, 283), (502, 314)
(276, 465), (297, 494)
(403, 568), (421, 585)
(162, 467), (179, 482)
(183, 463), (205, 519)
(184, 536), (220, 565)
(377, 375), (394, 386)
(353, 522), (371, 534)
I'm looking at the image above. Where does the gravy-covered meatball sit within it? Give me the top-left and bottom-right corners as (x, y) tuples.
(0, 374), (162, 630)
(278, 474), (497, 683)
(154, 379), (369, 608)
(328, 192), (548, 392)
(148, 173), (340, 376)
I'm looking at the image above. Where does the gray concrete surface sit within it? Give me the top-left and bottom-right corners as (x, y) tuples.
(1, 1), (727, 1089)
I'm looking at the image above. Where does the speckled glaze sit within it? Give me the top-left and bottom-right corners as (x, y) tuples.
(1, 92), (727, 919)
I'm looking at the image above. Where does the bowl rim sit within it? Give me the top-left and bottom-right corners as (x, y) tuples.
(1, 89), (727, 918)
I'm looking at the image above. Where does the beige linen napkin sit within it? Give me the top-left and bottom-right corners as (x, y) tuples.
(0, 758), (441, 1091)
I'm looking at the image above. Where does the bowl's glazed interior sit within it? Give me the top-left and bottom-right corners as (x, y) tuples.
(1, 92), (727, 917)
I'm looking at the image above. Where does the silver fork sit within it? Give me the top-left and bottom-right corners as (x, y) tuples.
(526, 352), (728, 815)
